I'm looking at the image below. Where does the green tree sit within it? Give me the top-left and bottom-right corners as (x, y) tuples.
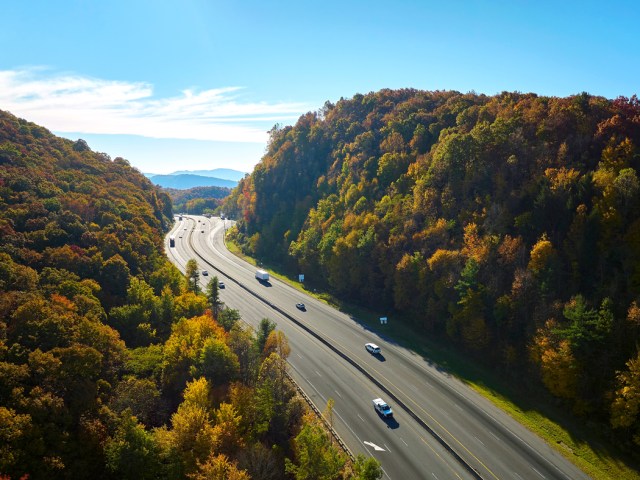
(351, 454), (383, 480)
(101, 254), (131, 298)
(105, 413), (163, 479)
(110, 377), (163, 426)
(218, 308), (241, 332)
(557, 296), (613, 359)
(206, 276), (223, 318)
(162, 315), (225, 399)
(198, 337), (240, 386)
(285, 413), (346, 480)
(186, 259), (201, 294)
(229, 323), (260, 385)
(256, 318), (276, 355)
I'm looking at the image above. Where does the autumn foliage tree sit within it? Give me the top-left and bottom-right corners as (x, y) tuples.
(224, 90), (640, 455)
(0, 109), (355, 479)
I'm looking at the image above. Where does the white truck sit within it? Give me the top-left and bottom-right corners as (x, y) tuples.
(255, 269), (270, 281)
(372, 398), (393, 417)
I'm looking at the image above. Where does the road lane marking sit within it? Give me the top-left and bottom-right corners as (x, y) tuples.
(489, 431), (501, 442)
(364, 441), (385, 451)
(315, 370), (322, 377)
(296, 353), (303, 359)
(400, 437), (408, 446)
(186, 218), (500, 480)
(357, 414), (365, 422)
(334, 389), (342, 398)
(384, 443), (390, 452)
(531, 466), (546, 478)
(418, 436), (463, 480)
(432, 474), (439, 479)
(474, 435), (485, 446)
(381, 466), (391, 480)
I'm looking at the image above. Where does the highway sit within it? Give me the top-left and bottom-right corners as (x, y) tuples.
(167, 215), (590, 480)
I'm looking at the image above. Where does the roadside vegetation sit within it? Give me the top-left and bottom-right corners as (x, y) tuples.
(0, 109), (381, 479)
(226, 236), (640, 479)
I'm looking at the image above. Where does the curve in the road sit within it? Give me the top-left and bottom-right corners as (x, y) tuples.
(170, 217), (483, 480)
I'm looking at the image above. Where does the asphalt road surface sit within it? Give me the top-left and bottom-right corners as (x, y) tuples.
(167, 215), (590, 480)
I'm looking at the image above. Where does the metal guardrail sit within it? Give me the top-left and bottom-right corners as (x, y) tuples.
(285, 370), (355, 462)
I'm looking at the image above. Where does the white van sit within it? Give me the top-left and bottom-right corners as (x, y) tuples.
(365, 343), (381, 354)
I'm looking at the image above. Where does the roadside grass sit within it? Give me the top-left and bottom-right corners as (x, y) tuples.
(223, 238), (245, 258)
(224, 239), (640, 480)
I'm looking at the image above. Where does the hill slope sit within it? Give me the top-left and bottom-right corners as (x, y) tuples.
(224, 89), (640, 454)
(0, 109), (176, 476)
(0, 110), (351, 479)
(164, 185), (232, 214)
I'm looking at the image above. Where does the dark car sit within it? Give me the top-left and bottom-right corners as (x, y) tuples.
(202, 270), (208, 276)
(296, 303), (306, 311)
(218, 281), (225, 288)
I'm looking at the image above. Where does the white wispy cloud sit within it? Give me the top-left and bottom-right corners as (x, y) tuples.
(0, 68), (307, 143)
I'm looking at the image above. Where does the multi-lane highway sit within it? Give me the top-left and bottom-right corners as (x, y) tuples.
(167, 215), (590, 480)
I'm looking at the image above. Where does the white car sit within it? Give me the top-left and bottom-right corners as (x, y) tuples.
(365, 343), (381, 354)
(372, 398), (393, 417)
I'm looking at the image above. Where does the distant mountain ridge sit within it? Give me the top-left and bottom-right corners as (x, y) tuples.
(170, 168), (247, 181)
(144, 168), (247, 190)
(148, 173), (237, 190)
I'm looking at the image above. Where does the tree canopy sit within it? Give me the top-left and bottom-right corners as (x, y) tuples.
(224, 90), (640, 454)
(0, 109), (365, 478)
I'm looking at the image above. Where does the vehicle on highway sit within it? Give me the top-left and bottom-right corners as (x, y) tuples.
(169, 236), (175, 247)
(255, 269), (270, 281)
(365, 343), (381, 354)
(201, 230), (205, 233)
(202, 270), (208, 276)
(218, 281), (225, 288)
(373, 398), (393, 417)
(296, 303), (306, 310)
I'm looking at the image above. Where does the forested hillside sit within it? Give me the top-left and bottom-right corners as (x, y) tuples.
(165, 185), (231, 215)
(0, 110), (370, 479)
(224, 90), (640, 452)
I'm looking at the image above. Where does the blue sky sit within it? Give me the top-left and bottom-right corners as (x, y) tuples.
(1, 0), (638, 174)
